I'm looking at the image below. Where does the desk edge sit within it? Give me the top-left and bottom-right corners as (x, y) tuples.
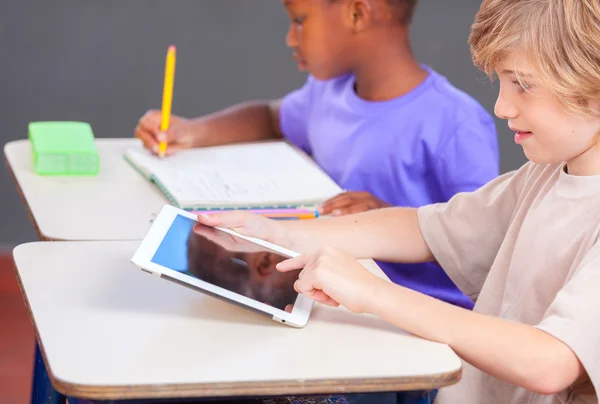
(51, 368), (462, 400)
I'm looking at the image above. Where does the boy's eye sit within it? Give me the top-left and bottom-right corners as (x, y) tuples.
(292, 16), (306, 25)
(512, 79), (533, 93)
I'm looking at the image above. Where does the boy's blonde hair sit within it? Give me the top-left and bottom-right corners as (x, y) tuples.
(469, 0), (600, 117)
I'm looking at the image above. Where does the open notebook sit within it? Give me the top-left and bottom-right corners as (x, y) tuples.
(124, 142), (343, 210)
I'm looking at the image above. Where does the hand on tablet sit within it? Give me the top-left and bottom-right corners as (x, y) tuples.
(192, 223), (266, 254)
(276, 247), (383, 314)
(197, 211), (285, 246)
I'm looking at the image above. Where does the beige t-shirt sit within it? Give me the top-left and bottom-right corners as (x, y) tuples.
(418, 162), (600, 404)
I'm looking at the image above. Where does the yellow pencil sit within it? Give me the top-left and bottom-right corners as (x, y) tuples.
(159, 45), (176, 157)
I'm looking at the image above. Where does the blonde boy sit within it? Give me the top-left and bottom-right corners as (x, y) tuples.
(200, 0), (600, 402)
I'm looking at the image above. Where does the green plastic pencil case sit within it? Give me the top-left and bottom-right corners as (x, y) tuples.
(28, 121), (99, 175)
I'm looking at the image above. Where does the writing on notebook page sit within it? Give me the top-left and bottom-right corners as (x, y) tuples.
(125, 142), (342, 206)
(165, 170), (285, 202)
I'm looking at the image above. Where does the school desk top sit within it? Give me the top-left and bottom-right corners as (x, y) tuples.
(5, 139), (167, 241)
(13, 241), (462, 400)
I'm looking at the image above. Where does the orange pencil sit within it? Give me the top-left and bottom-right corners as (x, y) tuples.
(264, 213), (317, 220)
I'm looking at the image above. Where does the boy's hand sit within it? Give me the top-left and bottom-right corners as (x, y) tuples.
(197, 211), (286, 247)
(319, 191), (391, 216)
(276, 247), (382, 313)
(192, 223), (267, 254)
(134, 109), (200, 156)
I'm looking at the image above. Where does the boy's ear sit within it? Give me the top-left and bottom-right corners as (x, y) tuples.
(346, 0), (372, 32)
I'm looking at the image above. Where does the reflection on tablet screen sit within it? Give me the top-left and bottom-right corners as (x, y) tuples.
(151, 214), (300, 311)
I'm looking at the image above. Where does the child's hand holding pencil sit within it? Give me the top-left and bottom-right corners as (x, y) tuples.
(134, 45), (204, 156)
(135, 111), (198, 156)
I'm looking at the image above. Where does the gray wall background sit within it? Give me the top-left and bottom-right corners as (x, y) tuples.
(0, 0), (527, 246)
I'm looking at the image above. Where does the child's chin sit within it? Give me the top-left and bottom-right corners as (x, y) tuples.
(311, 72), (342, 82)
(308, 66), (346, 81)
(308, 71), (327, 80)
(523, 149), (563, 166)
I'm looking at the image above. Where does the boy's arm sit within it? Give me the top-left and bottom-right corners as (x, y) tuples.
(141, 75), (315, 152)
(282, 207), (434, 263)
(190, 99), (283, 147)
(279, 246), (586, 395)
(135, 100), (283, 153)
(199, 207), (434, 264)
(195, 74), (318, 149)
(204, 163), (530, 280)
(368, 281), (584, 395)
(279, 165), (528, 264)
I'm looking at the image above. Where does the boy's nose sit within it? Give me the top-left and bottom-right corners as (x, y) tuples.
(494, 94), (519, 120)
(286, 24), (299, 48)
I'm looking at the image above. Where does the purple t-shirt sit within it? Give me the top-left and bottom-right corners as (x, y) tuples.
(280, 67), (499, 309)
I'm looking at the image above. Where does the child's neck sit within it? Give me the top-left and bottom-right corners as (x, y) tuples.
(352, 35), (428, 102)
(566, 143), (600, 176)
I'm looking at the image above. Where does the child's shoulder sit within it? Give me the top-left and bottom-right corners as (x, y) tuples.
(308, 68), (492, 124)
(422, 66), (492, 123)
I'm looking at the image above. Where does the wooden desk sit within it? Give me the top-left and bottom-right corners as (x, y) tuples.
(13, 241), (461, 401)
(4, 139), (166, 241)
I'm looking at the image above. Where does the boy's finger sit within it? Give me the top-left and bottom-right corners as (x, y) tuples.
(325, 192), (356, 204)
(351, 191), (370, 199)
(296, 267), (324, 294)
(348, 203), (372, 214)
(320, 196), (353, 214)
(135, 124), (154, 141)
(197, 211), (246, 228)
(295, 279), (317, 295)
(135, 128), (160, 154)
(192, 222), (219, 238)
(226, 211), (260, 232)
(140, 109), (162, 123)
(311, 290), (339, 306)
(164, 127), (180, 142)
(323, 297), (340, 307)
(138, 110), (162, 132)
(277, 255), (310, 272)
(191, 223), (238, 249)
(164, 144), (185, 156)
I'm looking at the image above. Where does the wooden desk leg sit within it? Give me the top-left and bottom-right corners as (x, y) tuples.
(31, 343), (66, 404)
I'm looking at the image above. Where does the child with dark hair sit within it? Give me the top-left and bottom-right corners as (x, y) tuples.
(136, 0), (499, 313)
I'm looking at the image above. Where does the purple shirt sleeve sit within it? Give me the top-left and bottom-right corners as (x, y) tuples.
(434, 115), (500, 200)
(279, 76), (316, 154)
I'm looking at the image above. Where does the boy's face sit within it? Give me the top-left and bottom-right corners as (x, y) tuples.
(283, 0), (357, 80)
(494, 51), (600, 167)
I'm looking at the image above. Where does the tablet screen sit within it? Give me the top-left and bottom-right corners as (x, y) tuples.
(150, 214), (301, 311)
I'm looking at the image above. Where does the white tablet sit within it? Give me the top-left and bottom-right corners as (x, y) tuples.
(131, 205), (313, 327)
